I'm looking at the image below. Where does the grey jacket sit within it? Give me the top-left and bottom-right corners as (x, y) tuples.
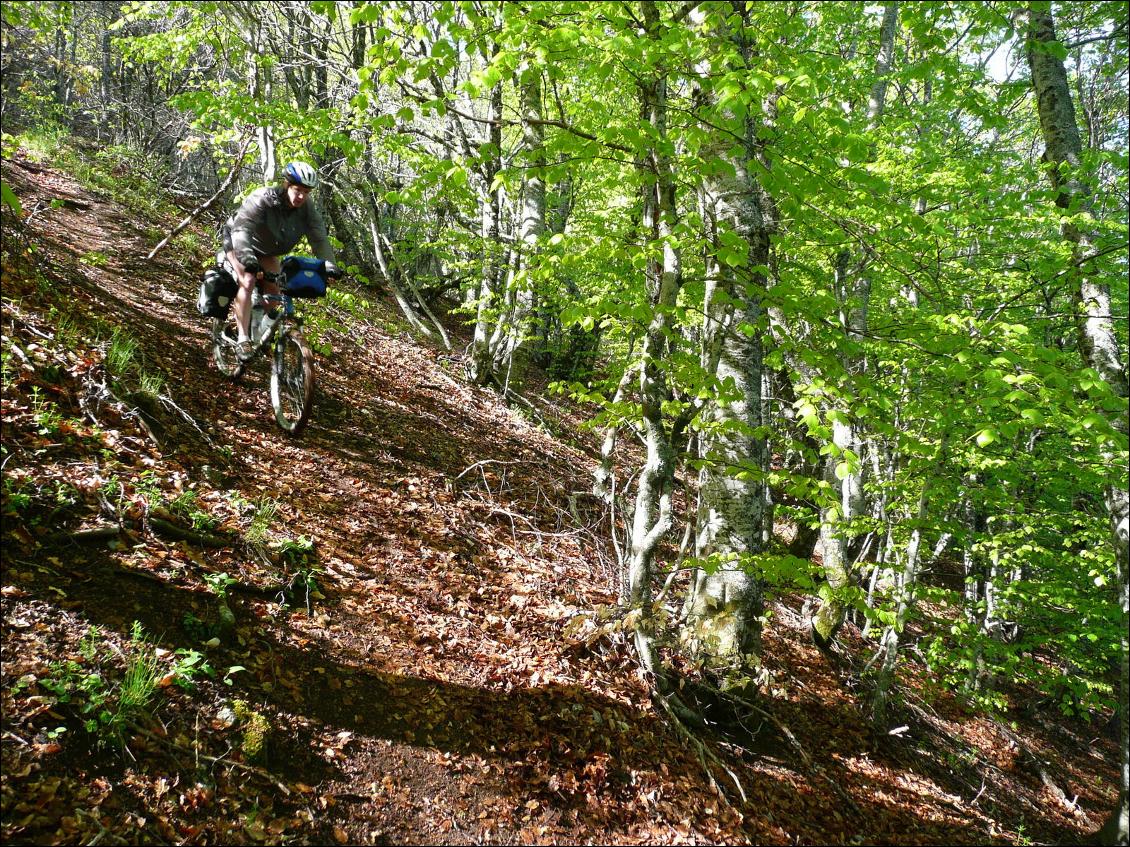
(227, 187), (335, 267)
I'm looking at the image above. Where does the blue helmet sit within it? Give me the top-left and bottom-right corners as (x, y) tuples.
(284, 161), (319, 189)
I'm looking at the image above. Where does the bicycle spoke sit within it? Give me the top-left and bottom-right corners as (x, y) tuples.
(270, 326), (314, 434)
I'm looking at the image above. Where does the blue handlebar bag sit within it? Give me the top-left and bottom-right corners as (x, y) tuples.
(282, 256), (328, 299)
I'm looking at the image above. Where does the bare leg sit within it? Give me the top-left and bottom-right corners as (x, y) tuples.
(226, 252), (281, 341)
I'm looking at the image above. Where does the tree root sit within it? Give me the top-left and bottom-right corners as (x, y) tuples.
(631, 624), (748, 808)
(993, 718), (1086, 819)
(50, 517), (237, 549)
(147, 517), (233, 548)
(653, 685), (748, 806)
(696, 681), (864, 820)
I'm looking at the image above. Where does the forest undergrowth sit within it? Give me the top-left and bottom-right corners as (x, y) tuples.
(0, 146), (1119, 845)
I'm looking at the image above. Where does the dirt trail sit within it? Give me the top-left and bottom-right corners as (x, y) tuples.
(1, 156), (741, 845)
(2, 156), (1114, 846)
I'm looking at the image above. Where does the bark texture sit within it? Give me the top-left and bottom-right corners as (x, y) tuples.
(1026, 5), (1129, 842)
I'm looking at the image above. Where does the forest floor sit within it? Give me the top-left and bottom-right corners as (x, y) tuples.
(0, 151), (1119, 846)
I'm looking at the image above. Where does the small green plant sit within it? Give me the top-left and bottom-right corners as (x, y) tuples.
(134, 469), (164, 506)
(169, 648), (214, 690)
(52, 313), (85, 348)
(2, 475), (34, 514)
(137, 369), (166, 399)
(182, 611), (215, 641)
(245, 497), (278, 545)
(79, 250), (109, 267)
(41, 659), (115, 738)
(173, 230), (201, 254)
(105, 327), (139, 376)
(30, 386), (64, 435)
(204, 572), (237, 600)
(79, 626), (101, 661)
(1, 343), (17, 389)
(276, 534), (315, 565)
(204, 573), (238, 635)
(118, 621), (162, 716)
(39, 621), (162, 747)
(100, 475), (123, 499)
(225, 490), (252, 512)
(168, 489), (218, 531)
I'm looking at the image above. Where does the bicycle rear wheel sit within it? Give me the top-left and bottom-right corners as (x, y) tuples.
(211, 313), (245, 379)
(271, 325), (314, 434)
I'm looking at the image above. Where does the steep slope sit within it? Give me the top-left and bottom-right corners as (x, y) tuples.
(1, 152), (1117, 845)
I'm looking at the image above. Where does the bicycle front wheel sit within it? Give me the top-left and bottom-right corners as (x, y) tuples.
(212, 313), (245, 379)
(270, 325), (314, 434)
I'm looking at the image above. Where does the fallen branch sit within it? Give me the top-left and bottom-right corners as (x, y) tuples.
(129, 723), (292, 797)
(454, 459), (522, 481)
(49, 517), (236, 550)
(156, 392), (219, 448)
(54, 525), (122, 542)
(148, 517), (235, 548)
(146, 135), (253, 260)
(994, 719), (1084, 818)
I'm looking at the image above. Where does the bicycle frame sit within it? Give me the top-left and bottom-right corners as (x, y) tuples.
(211, 270), (316, 434)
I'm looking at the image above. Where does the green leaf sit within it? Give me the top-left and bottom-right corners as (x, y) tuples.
(1, 180), (21, 215)
(975, 429), (998, 448)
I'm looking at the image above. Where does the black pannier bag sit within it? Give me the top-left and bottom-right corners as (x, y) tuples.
(198, 266), (238, 318)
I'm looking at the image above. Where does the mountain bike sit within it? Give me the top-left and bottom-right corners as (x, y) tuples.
(210, 268), (316, 435)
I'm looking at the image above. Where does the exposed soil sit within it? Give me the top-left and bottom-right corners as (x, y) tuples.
(1, 153), (1119, 845)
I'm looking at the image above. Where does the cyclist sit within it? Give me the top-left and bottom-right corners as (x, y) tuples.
(222, 160), (340, 360)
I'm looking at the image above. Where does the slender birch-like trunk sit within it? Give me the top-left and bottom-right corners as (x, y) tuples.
(468, 65), (504, 387)
(627, 0), (684, 678)
(1026, 5), (1129, 842)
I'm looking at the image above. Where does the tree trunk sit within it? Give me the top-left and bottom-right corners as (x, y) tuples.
(468, 63), (504, 387)
(1026, 5), (1129, 842)
(494, 70), (545, 390)
(870, 436), (946, 729)
(683, 1), (773, 686)
(626, 0), (685, 679)
(243, 16), (275, 185)
(809, 3), (899, 650)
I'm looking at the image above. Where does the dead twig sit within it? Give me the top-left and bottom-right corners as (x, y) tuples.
(129, 723), (292, 797)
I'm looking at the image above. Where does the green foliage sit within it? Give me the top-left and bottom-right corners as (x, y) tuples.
(203, 572), (236, 600)
(39, 622), (162, 747)
(245, 497), (278, 546)
(168, 648), (213, 691)
(29, 386), (64, 435)
(167, 489), (218, 532)
(1, 179), (22, 215)
(105, 328), (139, 376)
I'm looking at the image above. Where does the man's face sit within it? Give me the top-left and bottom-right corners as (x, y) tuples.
(286, 182), (313, 208)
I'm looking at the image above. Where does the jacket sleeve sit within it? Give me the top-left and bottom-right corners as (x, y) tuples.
(229, 189), (271, 267)
(305, 204), (336, 262)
